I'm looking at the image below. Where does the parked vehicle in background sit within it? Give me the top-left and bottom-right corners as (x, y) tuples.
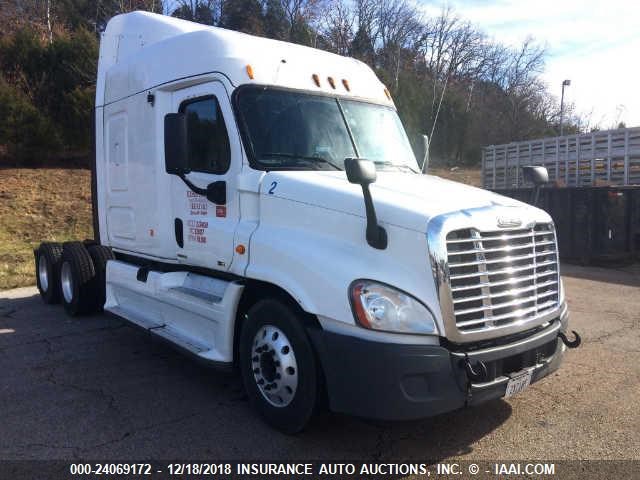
(484, 130), (640, 265)
(34, 12), (579, 433)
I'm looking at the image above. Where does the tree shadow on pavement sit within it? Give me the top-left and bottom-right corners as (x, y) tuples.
(0, 290), (512, 462)
(296, 400), (512, 462)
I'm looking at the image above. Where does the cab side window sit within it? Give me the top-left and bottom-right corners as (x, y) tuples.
(180, 96), (230, 174)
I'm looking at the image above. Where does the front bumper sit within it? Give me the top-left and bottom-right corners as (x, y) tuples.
(308, 314), (567, 421)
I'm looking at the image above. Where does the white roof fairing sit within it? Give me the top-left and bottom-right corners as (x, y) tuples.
(97, 11), (392, 107)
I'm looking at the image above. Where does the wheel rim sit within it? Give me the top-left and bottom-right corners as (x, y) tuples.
(60, 261), (74, 304)
(38, 255), (49, 292)
(251, 325), (298, 407)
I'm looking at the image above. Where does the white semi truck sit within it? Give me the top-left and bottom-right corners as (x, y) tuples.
(34, 12), (580, 433)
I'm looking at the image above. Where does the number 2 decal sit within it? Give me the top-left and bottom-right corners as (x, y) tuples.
(268, 181), (277, 194)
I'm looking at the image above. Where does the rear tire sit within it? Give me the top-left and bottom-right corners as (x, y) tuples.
(60, 242), (97, 316)
(35, 242), (63, 304)
(239, 299), (318, 434)
(87, 245), (114, 311)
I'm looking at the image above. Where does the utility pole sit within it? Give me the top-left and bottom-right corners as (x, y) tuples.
(560, 79), (571, 136)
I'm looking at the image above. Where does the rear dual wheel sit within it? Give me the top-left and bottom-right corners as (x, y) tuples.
(35, 242), (63, 304)
(35, 241), (113, 316)
(60, 242), (97, 316)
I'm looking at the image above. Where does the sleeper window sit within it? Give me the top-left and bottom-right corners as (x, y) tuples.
(180, 97), (230, 174)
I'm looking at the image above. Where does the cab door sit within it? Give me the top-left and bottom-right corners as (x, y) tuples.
(169, 81), (241, 271)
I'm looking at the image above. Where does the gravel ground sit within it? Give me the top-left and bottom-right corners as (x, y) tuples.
(0, 264), (638, 467)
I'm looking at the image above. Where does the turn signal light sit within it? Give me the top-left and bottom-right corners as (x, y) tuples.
(235, 244), (246, 255)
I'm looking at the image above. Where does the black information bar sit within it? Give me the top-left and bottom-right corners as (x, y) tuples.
(0, 460), (636, 480)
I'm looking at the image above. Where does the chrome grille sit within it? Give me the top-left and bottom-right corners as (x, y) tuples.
(445, 223), (559, 332)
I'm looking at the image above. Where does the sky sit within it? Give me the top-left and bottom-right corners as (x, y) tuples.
(420, 0), (640, 129)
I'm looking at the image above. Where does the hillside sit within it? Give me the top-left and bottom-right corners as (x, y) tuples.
(0, 167), (480, 290)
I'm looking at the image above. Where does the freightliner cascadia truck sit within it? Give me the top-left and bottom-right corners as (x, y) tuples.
(33, 11), (580, 433)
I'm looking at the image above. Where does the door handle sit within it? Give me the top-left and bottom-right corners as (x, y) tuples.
(174, 218), (184, 248)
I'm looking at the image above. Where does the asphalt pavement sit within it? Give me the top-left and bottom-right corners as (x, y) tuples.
(0, 264), (638, 463)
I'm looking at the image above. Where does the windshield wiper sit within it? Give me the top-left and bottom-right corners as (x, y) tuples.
(373, 160), (419, 174)
(260, 152), (342, 170)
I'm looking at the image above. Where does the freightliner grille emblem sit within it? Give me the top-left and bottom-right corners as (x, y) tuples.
(497, 217), (522, 228)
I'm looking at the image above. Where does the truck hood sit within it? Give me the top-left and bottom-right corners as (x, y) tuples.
(261, 170), (532, 232)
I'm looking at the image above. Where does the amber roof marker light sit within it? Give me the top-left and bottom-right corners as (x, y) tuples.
(342, 79), (350, 91)
(312, 73), (321, 87)
(246, 64), (254, 80)
(327, 76), (336, 89)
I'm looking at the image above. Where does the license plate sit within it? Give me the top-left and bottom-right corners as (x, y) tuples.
(504, 370), (533, 398)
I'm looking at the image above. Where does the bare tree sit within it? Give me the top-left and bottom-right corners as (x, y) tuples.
(319, 0), (355, 55)
(171, 0), (219, 25)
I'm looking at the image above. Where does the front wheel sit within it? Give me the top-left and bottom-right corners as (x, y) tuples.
(239, 299), (318, 434)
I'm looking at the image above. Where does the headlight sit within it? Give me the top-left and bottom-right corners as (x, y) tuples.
(349, 280), (438, 335)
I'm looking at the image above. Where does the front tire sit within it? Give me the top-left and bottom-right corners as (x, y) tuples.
(239, 299), (318, 434)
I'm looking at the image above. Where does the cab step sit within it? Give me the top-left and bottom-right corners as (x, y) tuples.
(150, 324), (210, 354)
(105, 260), (244, 363)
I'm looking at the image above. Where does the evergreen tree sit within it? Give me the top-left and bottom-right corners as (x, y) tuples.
(263, 0), (289, 40)
(219, 0), (264, 35)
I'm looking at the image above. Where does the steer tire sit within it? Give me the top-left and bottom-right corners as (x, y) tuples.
(87, 245), (114, 311)
(60, 242), (97, 316)
(239, 299), (318, 434)
(35, 242), (63, 304)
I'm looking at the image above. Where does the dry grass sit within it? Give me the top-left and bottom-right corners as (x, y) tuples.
(0, 168), (93, 290)
(0, 166), (481, 291)
(429, 167), (482, 187)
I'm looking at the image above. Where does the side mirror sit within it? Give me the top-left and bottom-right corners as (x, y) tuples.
(344, 158), (377, 185)
(522, 166), (548, 186)
(164, 113), (190, 175)
(344, 158), (387, 250)
(522, 166), (549, 207)
(206, 181), (226, 205)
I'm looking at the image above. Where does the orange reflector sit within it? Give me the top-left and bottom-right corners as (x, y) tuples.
(342, 79), (350, 91)
(246, 65), (254, 79)
(327, 76), (336, 89)
(350, 282), (372, 329)
(235, 244), (246, 255)
(384, 88), (391, 100)
(312, 73), (320, 87)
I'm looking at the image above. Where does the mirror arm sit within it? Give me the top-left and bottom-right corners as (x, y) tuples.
(421, 134), (430, 174)
(178, 173), (207, 196)
(531, 184), (543, 207)
(360, 184), (387, 250)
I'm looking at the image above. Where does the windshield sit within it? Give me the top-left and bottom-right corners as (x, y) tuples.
(236, 87), (418, 172)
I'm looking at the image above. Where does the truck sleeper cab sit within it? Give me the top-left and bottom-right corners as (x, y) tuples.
(33, 11), (575, 433)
